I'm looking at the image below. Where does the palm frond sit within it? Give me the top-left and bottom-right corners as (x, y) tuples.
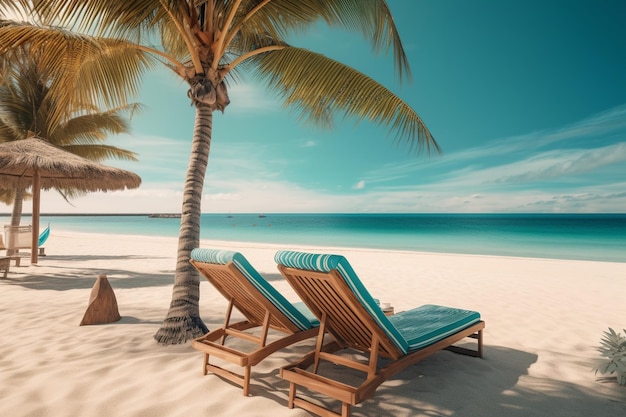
(60, 144), (138, 162)
(0, 119), (21, 142)
(0, 1), (31, 18)
(229, 0), (410, 81)
(0, 20), (153, 126)
(0, 57), (57, 137)
(72, 38), (157, 108)
(0, 188), (15, 204)
(52, 113), (130, 146)
(252, 47), (438, 154)
(0, 20), (92, 79)
(53, 188), (86, 202)
(0, 188), (32, 204)
(32, 0), (161, 37)
(158, 12), (192, 62)
(32, 1), (195, 74)
(33, 0), (186, 52)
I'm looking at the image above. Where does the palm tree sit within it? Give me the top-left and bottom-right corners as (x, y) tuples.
(6, 0), (441, 344)
(0, 24), (141, 244)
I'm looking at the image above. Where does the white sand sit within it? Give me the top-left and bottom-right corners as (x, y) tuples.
(1, 230), (625, 416)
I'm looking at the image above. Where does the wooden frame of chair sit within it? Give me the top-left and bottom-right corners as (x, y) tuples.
(277, 264), (485, 417)
(0, 256), (10, 278)
(190, 259), (318, 396)
(0, 233), (25, 266)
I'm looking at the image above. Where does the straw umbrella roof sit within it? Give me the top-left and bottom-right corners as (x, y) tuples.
(0, 137), (141, 264)
(0, 137), (141, 191)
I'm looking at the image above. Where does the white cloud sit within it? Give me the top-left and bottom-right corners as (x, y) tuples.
(355, 104), (626, 199)
(9, 105), (625, 215)
(206, 193), (241, 202)
(423, 107), (626, 172)
(19, 174), (626, 215)
(30, 186), (183, 214)
(105, 134), (191, 179)
(202, 180), (347, 213)
(493, 143), (626, 184)
(417, 142), (626, 191)
(226, 83), (281, 112)
(541, 104), (626, 144)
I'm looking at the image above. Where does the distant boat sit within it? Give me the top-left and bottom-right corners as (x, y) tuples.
(148, 213), (181, 218)
(258, 214), (266, 218)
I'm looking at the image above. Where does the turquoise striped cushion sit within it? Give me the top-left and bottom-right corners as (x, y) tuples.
(191, 248), (317, 331)
(275, 250), (409, 353)
(292, 301), (320, 327)
(275, 251), (481, 355)
(388, 304), (481, 351)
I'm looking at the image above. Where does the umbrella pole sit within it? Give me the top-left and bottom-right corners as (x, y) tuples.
(31, 168), (40, 264)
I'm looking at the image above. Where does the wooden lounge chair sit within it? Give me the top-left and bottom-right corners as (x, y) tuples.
(189, 248), (320, 396)
(0, 233), (24, 267)
(0, 256), (10, 278)
(275, 250), (485, 417)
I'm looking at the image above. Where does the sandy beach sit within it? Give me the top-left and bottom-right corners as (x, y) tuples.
(1, 229), (625, 416)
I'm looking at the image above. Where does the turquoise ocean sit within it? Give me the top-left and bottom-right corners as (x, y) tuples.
(9, 213), (625, 263)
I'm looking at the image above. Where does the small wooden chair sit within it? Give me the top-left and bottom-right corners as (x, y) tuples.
(275, 250), (485, 417)
(0, 256), (10, 278)
(0, 233), (24, 267)
(189, 248), (320, 396)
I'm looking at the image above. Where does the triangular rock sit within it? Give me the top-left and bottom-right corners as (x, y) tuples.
(80, 274), (121, 325)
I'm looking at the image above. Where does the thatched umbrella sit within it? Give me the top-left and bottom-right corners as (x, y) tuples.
(0, 137), (141, 264)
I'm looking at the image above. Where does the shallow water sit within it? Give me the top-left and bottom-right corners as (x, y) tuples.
(12, 213), (625, 263)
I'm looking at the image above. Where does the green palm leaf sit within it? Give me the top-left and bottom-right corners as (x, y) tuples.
(240, 0), (411, 81)
(0, 20), (153, 115)
(252, 47), (437, 154)
(596, 327), (626, 385)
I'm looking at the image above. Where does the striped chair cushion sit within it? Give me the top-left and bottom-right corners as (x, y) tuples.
(275, 250), (481, 355)
(275, 250), (409, 353)
(388, 304), (481, 351)
(191, 248), (317, 331)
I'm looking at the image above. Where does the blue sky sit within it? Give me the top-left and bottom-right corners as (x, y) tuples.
(34, 0), (626, 213)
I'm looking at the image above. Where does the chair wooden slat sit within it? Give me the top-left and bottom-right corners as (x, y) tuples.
(190, 255), (318, 397)
(277, 259), (485, 417)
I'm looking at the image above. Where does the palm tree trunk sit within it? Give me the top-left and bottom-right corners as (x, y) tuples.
(154, 103), (212, 344)
(7, 188), (25, 256)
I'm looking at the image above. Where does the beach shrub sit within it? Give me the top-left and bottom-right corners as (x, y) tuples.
(595, 327), (626, 386)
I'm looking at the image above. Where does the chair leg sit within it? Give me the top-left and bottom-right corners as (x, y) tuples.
(341, 402), (351, 417)
(288, 383), (296, 408)
(243, 366), (251, 396)
(202, 353), (209, 375)
(313, 313), (328, 373)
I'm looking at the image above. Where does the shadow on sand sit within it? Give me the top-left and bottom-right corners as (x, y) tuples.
(2, 254), (174, 291)
(248, 345), (624, 416)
